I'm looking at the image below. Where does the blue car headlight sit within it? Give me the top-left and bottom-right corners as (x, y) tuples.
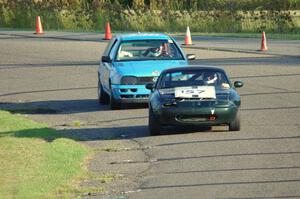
(121, 76), (138, 85)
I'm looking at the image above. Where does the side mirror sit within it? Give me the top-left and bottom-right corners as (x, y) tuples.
(234, 81), (244, 88)
(187, 54), (196, 60)
(145, 83), (154, 90)
(101, 56), (112, 63)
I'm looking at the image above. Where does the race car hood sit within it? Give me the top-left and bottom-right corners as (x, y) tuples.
(113, 60), (188, 77)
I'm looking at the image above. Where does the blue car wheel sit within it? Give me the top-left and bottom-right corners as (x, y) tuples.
(98, 80), (109, 104)
(110, 89), (121, 110)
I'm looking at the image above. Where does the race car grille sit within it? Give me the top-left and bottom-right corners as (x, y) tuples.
(138, 76), (157, 84)
(177, 98), (215, 101)
(136, 94), (149, 98)
(120, 94), (149, 99)
(121, 76), (157, 85)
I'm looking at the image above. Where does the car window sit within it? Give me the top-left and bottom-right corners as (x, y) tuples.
(103, 38), (117, 57)
(158, 70), (230, 89)
(115, 40), (184, 61)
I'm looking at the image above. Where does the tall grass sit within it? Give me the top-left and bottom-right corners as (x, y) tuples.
(97, 9), (300, 33)
(0, 3), (299, 33)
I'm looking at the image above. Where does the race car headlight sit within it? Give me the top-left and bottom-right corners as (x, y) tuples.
(217, 94), (229, 101)
(121, 76), (138, 85)
(216, 94), (230, 105)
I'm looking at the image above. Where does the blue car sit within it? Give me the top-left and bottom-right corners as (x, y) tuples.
(98, 33), (195, 109)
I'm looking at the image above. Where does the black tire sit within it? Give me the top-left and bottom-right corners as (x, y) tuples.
(98, 80), (109, 104)
(110, 90), (121, 110)
(149, 107), (161, 135)
(229, 111), (240, 131)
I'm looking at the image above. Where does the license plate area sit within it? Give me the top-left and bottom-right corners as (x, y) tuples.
(175, 86), (216, 99)
(176, 115), (208, 122)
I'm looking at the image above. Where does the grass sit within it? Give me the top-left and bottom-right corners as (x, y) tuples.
(1, 8), (300, 35)
(72, 120), (82, 127)
(1, 27), (299, 40)
(0, 110), (92, 198)
(178, 32), (300, 40)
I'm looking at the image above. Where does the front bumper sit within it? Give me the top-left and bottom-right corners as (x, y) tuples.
(111, 84), (150, 103)
(154, 101), (238, 126)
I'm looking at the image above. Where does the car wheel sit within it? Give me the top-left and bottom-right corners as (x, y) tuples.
(110, 90), (121, 110)
(229, 111), (240, 131)
(149, 107), (161, 135)
(98, 80), (109, 104)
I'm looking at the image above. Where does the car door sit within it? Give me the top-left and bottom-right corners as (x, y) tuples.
(99, 38), (118, 92)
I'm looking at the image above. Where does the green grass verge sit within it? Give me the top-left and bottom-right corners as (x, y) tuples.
(0, 110), (91, 198)
(172, 32), (300, 40)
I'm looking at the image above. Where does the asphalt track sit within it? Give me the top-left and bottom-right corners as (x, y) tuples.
(0, 31), (300, 199)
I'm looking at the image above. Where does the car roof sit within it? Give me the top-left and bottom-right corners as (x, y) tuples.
(161, 65), (226, 74)
(116, 33), (171, 41)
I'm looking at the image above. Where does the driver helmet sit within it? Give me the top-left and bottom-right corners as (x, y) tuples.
(204, 72), (218, 84)
(148, 46), (162, 57)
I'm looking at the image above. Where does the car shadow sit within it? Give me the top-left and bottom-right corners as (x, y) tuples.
(0, 99), (109, 114)
(0, 123), (221, 142)
(0, 125), (149, 142)
(0, 99), (150, 114)
(158, 126), (218, 136)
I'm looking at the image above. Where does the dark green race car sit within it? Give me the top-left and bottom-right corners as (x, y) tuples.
(146, 66), (244, 135)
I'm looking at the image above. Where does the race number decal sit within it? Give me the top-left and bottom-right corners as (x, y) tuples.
(175, 86), (216, 99)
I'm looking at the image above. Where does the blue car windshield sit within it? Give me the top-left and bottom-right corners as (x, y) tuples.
(158, 70), (231, 89)
(115, 40), (184, 61)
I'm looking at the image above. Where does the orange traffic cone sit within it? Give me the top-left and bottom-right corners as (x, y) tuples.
(104, 22), (112, 40)
(184, 26), (192, 45)
(35, 16), (44, 35)
(260, 31), (268, 51)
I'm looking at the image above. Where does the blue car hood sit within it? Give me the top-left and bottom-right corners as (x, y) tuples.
(113, 60), (187, 76)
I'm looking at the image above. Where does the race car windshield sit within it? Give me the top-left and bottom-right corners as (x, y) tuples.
(115, 40), (184, 61)
(157, 70), (230, 89)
